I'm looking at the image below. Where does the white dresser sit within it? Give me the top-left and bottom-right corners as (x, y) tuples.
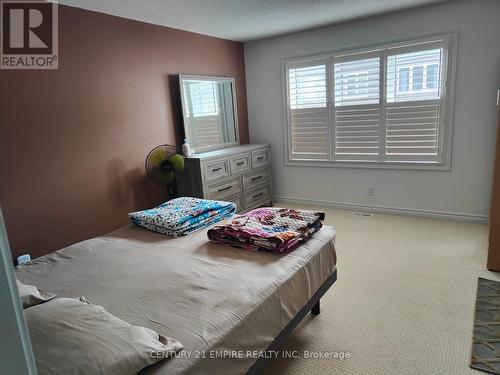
(176, 144), (273, 212)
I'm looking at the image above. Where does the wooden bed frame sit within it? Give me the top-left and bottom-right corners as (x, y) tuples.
(247, 269), (338, 374)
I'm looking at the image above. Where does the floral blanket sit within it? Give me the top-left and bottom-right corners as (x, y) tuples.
(207, 207), (325, 253)
(129, 197), (236, 237)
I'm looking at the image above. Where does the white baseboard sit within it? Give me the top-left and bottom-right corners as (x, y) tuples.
(273, 196), (489, 223)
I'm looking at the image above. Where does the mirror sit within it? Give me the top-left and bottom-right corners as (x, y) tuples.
(179, 75), (239, 153)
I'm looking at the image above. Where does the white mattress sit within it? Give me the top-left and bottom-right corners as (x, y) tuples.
(16, 224), (337, 374)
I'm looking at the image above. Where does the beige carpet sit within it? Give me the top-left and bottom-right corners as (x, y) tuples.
(262, 202), (496, 375)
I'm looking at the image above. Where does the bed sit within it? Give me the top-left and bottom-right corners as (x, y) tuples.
(15, 223), (337, 374)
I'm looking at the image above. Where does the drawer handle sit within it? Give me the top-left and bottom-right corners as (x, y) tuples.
(252, 192), (264, 199)
(212, 167), (222, 172)
(236, 161), (245, 166)
(257, 156), (265, 161)
(218, 185), (233, 193)
(251, 175), (263, 182)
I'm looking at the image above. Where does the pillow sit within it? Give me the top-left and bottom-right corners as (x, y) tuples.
(16, 279), (56, 308)
(25, 297), (183, 375)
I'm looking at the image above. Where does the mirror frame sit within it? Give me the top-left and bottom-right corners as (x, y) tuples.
(179, 74), (240, 153)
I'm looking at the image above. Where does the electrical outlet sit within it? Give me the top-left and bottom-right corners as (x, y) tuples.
(368, 186), (375, 197)
(17, 254), (31, 266)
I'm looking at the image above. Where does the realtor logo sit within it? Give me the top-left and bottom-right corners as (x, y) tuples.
(1, 0), (58, 69)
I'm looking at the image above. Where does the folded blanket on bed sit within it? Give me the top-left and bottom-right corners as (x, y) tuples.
(129, 197), (236, 237)
(207, 207), (325, 253)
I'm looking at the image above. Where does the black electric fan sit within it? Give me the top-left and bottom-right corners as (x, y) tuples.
(145, 144), (185, 198)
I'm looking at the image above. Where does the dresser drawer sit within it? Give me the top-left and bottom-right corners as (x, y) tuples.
(204, 158), (230, 182)
(207, 177), (242, 200)
(243, 168), (270, 191)
(244, 184), (271, 208)
(230, 153), (251, 174)
(251, 148), (270, 168)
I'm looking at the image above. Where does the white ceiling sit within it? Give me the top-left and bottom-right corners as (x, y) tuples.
(57, 0), (449, 42)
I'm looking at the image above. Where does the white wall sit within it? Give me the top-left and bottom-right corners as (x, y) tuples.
(244, 0), (500, 220)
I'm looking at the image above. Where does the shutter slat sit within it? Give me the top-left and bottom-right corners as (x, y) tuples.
(334, 79), (381, 87)
(337, 134), (379, 139)
(388, 119), (439, 126)
(337, 119), (379, 126)
(386, 111), (438, 120)
(387, 128), (437, 133)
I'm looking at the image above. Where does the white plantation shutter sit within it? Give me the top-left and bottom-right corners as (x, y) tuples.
(385, 45), (445, 162)
(284, 33), (454, 167)
(190, 115), (222, 148)
(183, 80), (223, 149)
(385, 101), (441, 159)
(287, 60), (330, 159)
(333, 54), (381, 159)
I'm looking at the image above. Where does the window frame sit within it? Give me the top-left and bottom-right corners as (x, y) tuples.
(282, 31), (458, 170)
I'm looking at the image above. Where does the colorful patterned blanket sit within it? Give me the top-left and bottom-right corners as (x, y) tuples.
(129, 197), (236, 237)
(207, 207), (325, 253)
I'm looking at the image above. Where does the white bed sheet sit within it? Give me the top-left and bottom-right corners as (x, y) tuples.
(16, 224), (337, 374)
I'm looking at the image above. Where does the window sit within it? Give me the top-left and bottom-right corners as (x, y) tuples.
(284, 32), (456, 168)
(398, 68), (409, 92)
(427, 64), (439, 89)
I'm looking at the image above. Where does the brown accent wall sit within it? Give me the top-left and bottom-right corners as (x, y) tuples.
(0, 4), (248, 259)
